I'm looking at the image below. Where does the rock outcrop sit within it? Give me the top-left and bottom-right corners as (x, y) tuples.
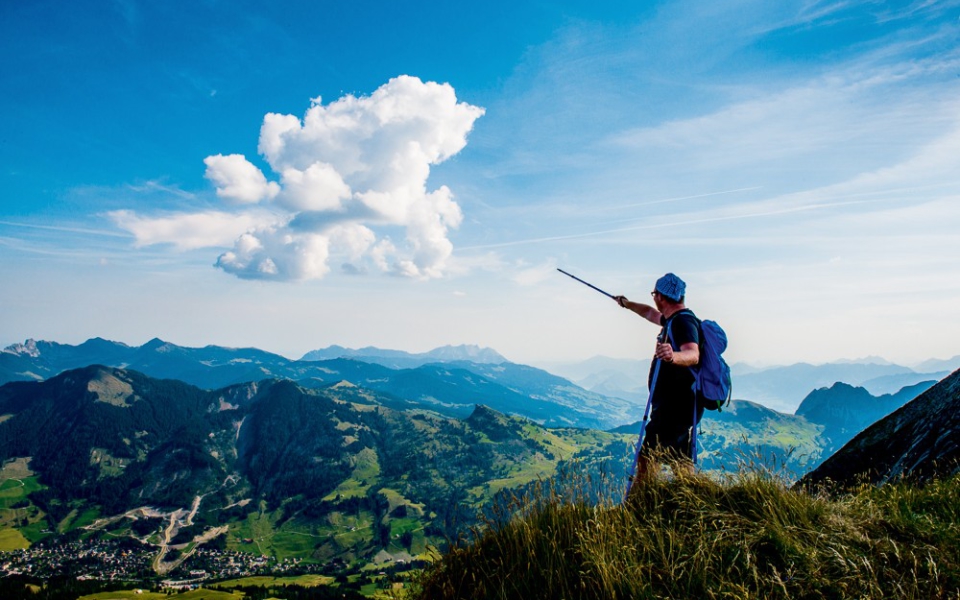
(800, 369), (960, 488)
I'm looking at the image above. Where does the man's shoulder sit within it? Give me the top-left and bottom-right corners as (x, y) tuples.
(668, 310), (700, 343)
(670, 309), (699, 324)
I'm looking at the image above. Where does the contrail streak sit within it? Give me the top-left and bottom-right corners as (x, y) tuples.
(596, 186), (763, 211)
(459, 180), (960, 251)
(0, 220), (130, 238)
(457, 198), (875, 251)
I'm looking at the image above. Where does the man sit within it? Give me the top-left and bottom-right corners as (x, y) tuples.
(613, 272), (702, 484)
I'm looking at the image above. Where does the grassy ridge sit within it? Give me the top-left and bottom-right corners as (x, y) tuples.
(211, 574), (334, 588)
(412, 465), (960, 599)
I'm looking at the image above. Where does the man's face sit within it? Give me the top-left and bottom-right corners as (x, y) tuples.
(651, 290), (663, 311)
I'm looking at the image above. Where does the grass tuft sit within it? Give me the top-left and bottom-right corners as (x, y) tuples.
(410, 458), (960, 599)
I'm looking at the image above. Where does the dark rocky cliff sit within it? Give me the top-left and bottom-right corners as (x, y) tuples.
(800, 369), (960, 487)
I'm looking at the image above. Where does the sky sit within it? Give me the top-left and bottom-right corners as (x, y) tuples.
(2, 0), (959, 370)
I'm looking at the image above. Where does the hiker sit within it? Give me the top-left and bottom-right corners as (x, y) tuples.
(614, 272), (703, 484)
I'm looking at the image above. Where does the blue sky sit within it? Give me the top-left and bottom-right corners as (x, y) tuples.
(2, 0), (959, 369)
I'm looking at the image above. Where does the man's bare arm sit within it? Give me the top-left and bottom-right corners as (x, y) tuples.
(655, 341), (700, 367)
(613, 295), (661, 325)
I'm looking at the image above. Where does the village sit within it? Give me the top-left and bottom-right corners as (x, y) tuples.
(0, 539), (327, 589)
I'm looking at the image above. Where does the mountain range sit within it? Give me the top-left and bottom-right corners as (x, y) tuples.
(0, 338), (641, 430)
(545, 353), (957, 412)
(1, 335), (957, 576)
(2, 337), (946, 461)
(300, 344), (508, 368)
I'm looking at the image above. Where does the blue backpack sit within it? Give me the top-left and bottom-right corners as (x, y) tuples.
(667, 313), (733, 411)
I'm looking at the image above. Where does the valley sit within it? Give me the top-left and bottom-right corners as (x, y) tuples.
(0, 338), (953, 597)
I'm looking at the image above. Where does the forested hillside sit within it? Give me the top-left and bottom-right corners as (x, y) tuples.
(0, 366), (632, 573)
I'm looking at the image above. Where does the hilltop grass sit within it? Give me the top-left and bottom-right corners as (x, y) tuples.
(410, 460), (960, 599)
(324, 447), (381, 501)
(0, 528), (30, 550)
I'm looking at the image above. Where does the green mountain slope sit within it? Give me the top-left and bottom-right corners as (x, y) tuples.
(0, 367), (634, 573)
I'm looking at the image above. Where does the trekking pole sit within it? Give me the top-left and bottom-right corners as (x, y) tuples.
(556, 268), (615, 299)
(691, 401), (699, 469)
(624, 330), (666, 502)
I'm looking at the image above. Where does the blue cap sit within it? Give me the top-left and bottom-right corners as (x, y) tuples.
(655, 273), (686, 302)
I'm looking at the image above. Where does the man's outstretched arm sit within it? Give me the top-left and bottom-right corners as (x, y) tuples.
(613, 295), (661, 325)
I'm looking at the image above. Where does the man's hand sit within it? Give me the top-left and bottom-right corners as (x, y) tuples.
(613, 295), (628, 308)
(656, 341), (700, 367)
(655, 342), (674, 362)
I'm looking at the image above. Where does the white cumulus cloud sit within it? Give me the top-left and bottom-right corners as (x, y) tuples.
(109, 209), (269, 251)
(203, 154), (280, 204)
(116, 76), (484, 281)
(215, 227), (331, 281)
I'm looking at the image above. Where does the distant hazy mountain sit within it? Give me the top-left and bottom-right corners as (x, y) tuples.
(859, 371), (948, 396)
(1, 338), (635, 429)
(913, 355), (960, 373)
(726, 362), (917, 413)
(435, 360), (643, 427)
(578, 370), (646, 401)
(729, 363), (770, 376)
(539, 356), (650, 401)
(300, 344), (508, 369)
(830, 356), (896, 365)
(296, 359), (642, 429)
(800, 369), (960, 487)
(542, 356), (647, 383)
(541, 354), (937, 414)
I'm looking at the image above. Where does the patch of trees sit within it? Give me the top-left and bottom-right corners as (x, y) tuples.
(129, 516), (164, 536)
(0, 369), (237, 515)
(238, 381), (353, 502)
(169, 522), (205, 545)
(29, 489), (70, 525)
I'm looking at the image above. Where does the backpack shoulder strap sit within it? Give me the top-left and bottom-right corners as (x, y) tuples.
(664, 310), (700, 350)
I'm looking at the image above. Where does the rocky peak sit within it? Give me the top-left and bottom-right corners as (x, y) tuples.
(3, 339), (40, 357)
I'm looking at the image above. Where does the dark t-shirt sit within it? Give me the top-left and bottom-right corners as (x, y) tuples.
(648, 309), (700, 427)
